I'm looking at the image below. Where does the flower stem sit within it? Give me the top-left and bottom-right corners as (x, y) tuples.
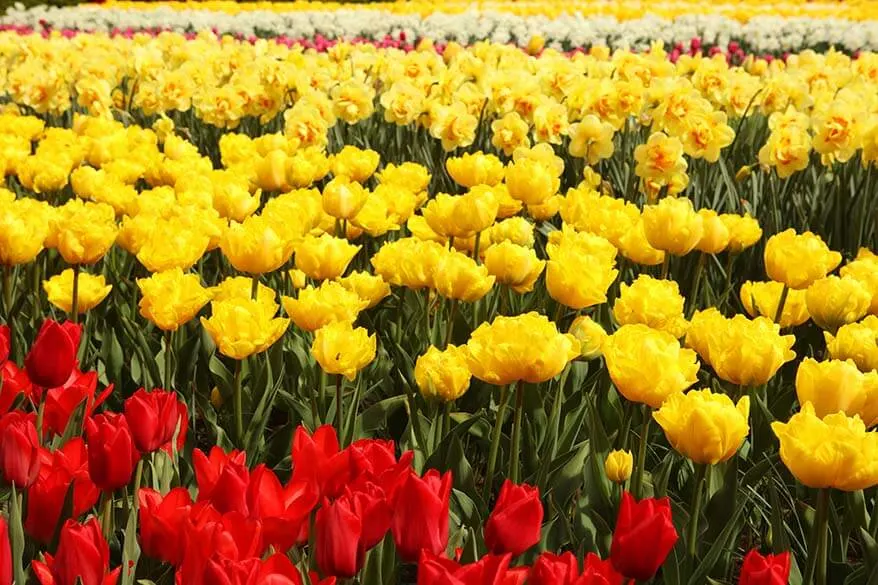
(3, 265), (13, 324)
(803, 488), (831, 585)
(509, 381), (525, 484)
(71, 264), (80, 324)
(773, 284), (789, 324)
(132, 458), (144, 511)
(444, 298), (458, 349)
(473, 231), (482, 264)
(631, 407), (651, 499)
(233, 359), (244, 447)
(687, 253), (706, 318)
(660, 255), (670, 280)
(164, 330), (174, 391)
(100, 490), (113, 541)
(484, 384), (511, 501)
(335, 374), (344, 447)
(687, 463), (708, 558)
(250, 274), (259, 301)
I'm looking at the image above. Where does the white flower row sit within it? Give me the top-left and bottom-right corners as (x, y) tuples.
(3, 3), (878, 53)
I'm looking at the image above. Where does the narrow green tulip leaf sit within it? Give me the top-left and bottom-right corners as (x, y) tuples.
(9, 486), (27, 585)
(359, 395), (406, 432)
(687, 491), (750, 585)
(861, 528), (878, 574)
(121, 508), (141, 585)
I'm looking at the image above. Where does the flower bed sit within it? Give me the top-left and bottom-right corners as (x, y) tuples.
(0, 28), (876, 585)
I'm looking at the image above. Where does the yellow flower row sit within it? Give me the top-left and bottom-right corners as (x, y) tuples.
(99, 0), (878, 22)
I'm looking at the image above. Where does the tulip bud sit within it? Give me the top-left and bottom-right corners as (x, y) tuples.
(25, 319), (81, 389)
(484, 480), (543, 556)
(738, 549), (791, 585)
(735, 165), (752, 182)
(85, 413), (141, 492)
(604, 450), (633, 483)
(31, 518), (118, 585)
(123, 389), (188, 454)
(391, 469), (452, 562)
(610, 491), (678, 581)
(0, 411), (40, 487)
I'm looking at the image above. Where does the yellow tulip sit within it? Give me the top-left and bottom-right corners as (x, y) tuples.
(695, 209), (730, 254)
(138, 268), (212, 331)
(371, 238), (447, 291)
(51, 200), (118, 265)
(466, 312), (580, 385)
(282, 281), (368, 332)
(568, 315), (608, 360)
(840, 252), (878, 315)
(331, 146), (380, 183)
(294, 234), (361, 281)
(455, 187), (499, 236)
(210, 275), (279, 315)
(740, 281), (810, 328)
(137, 218), (211, 273)
(720, 213), (762, 254)
(546, 245), (617, 310)
(322, 176), (370, 220)
(221, 215), (295, 275)
(642, 196), (703, 257)
(504, 158), (559, 206)
(336, 271), (391, 309)
(806, 276), (872, 332)
(603, 324), (700, 408)
(376, 162), (431, 193)
(653, 389), (750, 465)
(613, 275), (688, 338)
(201, 297), (289, 360)
(764, 229), (842, 290)
(311, 320), (376, 381)
(706, 315), (796, 386)
(415, 345), (472, 402)
(796, 358), (878, 426)
(489, 217), (535, 248)
(446, 152), (504, 188)
(825, 316), (878, 373)
(483, 241), (545, 294)
(0, 199), (51, 265)
(43, 269), (112, 314)
(604, 450), (633, 483)
(433, 250), (495, 302)
(772, 402), (878, 491)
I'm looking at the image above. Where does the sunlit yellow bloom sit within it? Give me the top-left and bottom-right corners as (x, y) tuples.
(210, 276), (278, 315)
(376, 162), (431, 193)
(505, 158), (559, 206)
(446, 152), (504, 188)
(51, 200), (118, 265)
(772, 402), (878, 491)
(336, 271), (391, 309)
(740, 281), (810, 327)
(282, 281), (368, 332)
(764, 229), (842, 289)
(568, 315), (608, 360)
(0, 199), (51, 265)
(201, 297), (289, 360)
(706, 315), (797, 386)
(685, 308), (727, 364)
(429, 101), (478, 151)
(721, 213), (763, 253)
(605, 450), (633, 483)
(806, 276), (872, 332)
(138, 268), (212, 331)
(466, 312), (580, 385)
(311, 320), (376, 381)
(796, 358), (878, 426)
(758, 124), (812, 178)
(695, 209), (730, 254)
(603, 324), (700, 408)
(642, 196), (703, 256)
(221, 215), (295, 275)
(137, 218), (211, 273)
(331, 146), (380, 183)
(491, 112), (530, 156)
(841, 252), (878, 315)
(618, 219), (666, 266)
(613, 275), (688, 338)
(680, 109), (735, 162)
(546, 244), (618, 310)
(212, 171), (261, 222)
(634, 132), (689, 198)
(526, 195), (562, 221)
(371, 238), (447, 290)
(483, 241), (545, 294)
(43, 269), (112, 314)
(825, 317), (878, 373)
(322, 176), (370, 221)
(295, 234), (361, 281)
(415, 345), (472, 402)
(654, 389), (750, 464)
(568, 114), (615, 165)
(433, 250), (495, 302)
(332, 79), (375, 125)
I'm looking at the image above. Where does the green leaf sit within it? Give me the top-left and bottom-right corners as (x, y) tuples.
(360, 396), (406, 433)
(121, 508), (141, 585)
(9, 486), (26, 585)
(547, 440), (589, 507)
(687, 491), (751, 585)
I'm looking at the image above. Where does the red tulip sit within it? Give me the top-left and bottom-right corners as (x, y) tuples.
(348, 438), (414, 494)
(610, 491), (678, 581)
(194, 447), (250, 515)
(25, 320), (81, 389)
(529, 552), (580, 585)
(176, 512), (265, 585)
(738, 550), (791, 585)
(316, 495), (363, 578)
(0, 324), (10, 364)
(85, 413), (140, 492)
(291, 425), (350, 499)
(0, 411), (40, 487)
(348, 483), (393, 551)
(31, 518), (120, 585)
(391, 469), (452, 562)
(0, 515), (11, 585)
(139, 487), (193, 566)
(484, 480), (543, 556)
(418, 551), (527, 585)
(123, 388), (188, 454)
(43, 370), (113, 438)
(203, 553), (308, 585)
(246, 465), (318, 552)
(0, 362), (35, 414)
(573, 553), (624, 585)
(25, 438), (99, 544)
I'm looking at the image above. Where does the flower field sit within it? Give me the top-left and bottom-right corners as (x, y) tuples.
(0, 1), (876, 583)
